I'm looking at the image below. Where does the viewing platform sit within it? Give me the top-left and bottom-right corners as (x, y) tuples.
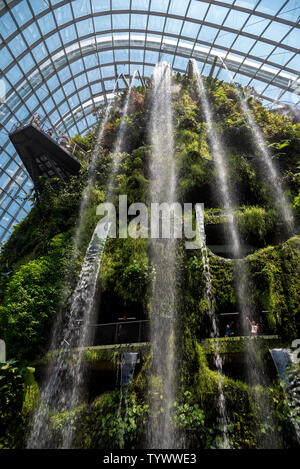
(9, 114), (85, 186)
(201, 335), (281, 354)
(36, 342), (149, 371)
(34, 330), (283, 388)
(35, 323), (281, 368)
(34, 320), (150, 372)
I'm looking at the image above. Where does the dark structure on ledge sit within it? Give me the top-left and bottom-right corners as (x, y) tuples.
(9, 116), (82, 187)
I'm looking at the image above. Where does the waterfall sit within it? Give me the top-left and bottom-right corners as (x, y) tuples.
(27, 89), (116, 447)
(193, 60), (240, 259)
(193, 59), (248, 323)
(27, 221), (111, 448)
(106, 70), (138, 201)
(193, 60), (282, 448)
(148, 62), (178, 449)
(60, 74), (137, 448)
(75, 81), (117, 229)
(63, 76), (120, 268)
(47, 78), (120, 352)
(217, 56), (294, 234)
(28, 74), (137, 449)
(240, 100), (294, 234)
(195, 204), (230, 448)
(60, 221), (112, 448)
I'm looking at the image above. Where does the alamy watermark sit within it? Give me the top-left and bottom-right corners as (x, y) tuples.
(96, 196), (205, 250)
(292, 339), (300, 364)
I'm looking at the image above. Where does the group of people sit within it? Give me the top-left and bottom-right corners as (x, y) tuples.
(31, 113), (70, 148)
(32, 113), (54, 137)
(31, 113), (42, 127)
(224, 316), (263, 337)
(225, 321), (235, 337)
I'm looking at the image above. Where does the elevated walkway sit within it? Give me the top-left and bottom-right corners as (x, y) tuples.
(36, 342), (149, 371)
(202, 335), (282, 383)
(201, 335), (281, 354)
(34, 334), (283, 388)
(37, 331), (280, 369)
(9, 115), (83, 186)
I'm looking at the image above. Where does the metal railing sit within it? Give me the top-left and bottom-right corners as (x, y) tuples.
(89, 319), (150, 346)
(10, 114), (88, 162)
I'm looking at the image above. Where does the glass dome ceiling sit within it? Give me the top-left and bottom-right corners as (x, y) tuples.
(0, 0), (299, 243)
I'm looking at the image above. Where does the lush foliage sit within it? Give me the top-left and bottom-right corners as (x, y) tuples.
(47, 391), (149, 449)
(0, 234), (69, 360)
(0, 74), (299, 449)
(0, 360), (38, 449)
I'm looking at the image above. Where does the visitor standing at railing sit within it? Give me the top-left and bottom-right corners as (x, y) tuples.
(31, 113), (41, 127)
(246, 316), (258, 335)
(251, 321), (258, 335)
(225, 321), (235, 337)
(117, 315), (136, 337)
(58, 135), (69, 148)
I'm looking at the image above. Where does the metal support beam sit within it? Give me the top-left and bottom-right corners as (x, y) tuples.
(209, 56), (218, 78)
(137, 70), (146, 90)
(120, 73), (129, 89)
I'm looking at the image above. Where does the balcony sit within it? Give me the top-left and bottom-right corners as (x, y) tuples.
(9, 114), (85, 186)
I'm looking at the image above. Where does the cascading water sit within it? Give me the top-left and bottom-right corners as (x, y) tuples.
(27, 221), (111, 448)
(193, 59), (249, 325)
(28, 74), (138, 449)
(106, 70), (138, 200)
(148, 62), (178, 449)
(63, 74), (138, 448)
(47, 78), (120, 344)
(63, 76), (120, 264)
(195, 204), (230, 448)
(218, 56), (294, 234)
(27, 92), (117, 447)
(75, 79), (119, 230)
(241, 101), (294, 234)
(193, 60), (282, 448)
(193, 60), (240, 258)
(60, 220), (112, 448)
